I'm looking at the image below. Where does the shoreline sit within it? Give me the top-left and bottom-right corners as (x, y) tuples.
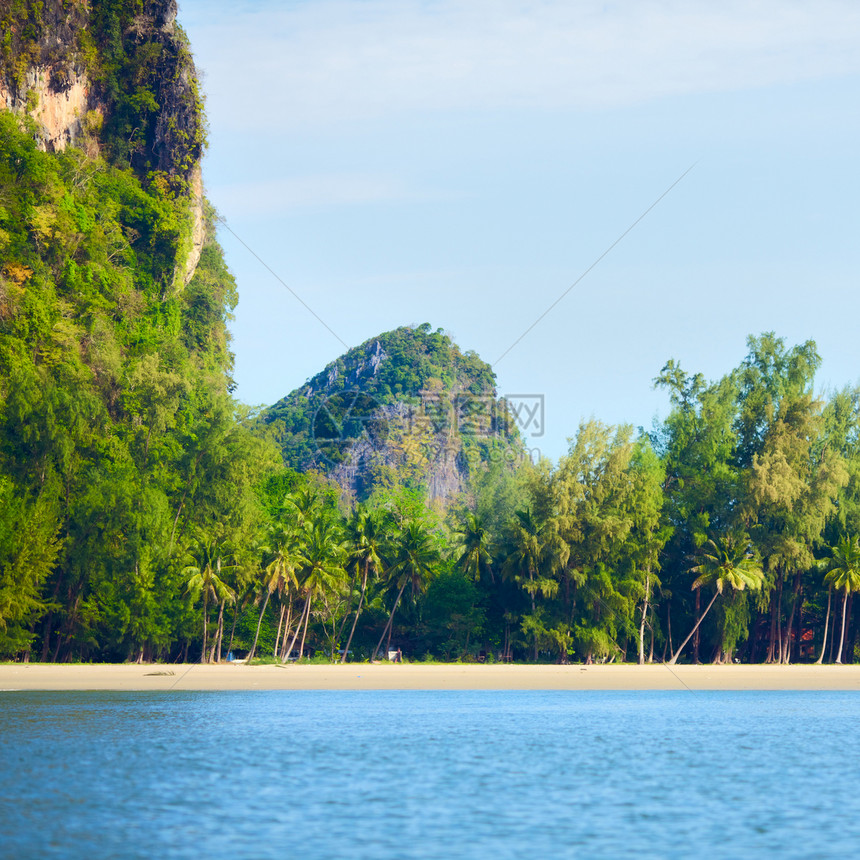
(3, 663), (860, 691)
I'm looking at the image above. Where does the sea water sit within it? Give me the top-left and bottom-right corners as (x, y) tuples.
(2, 690), (859, 859)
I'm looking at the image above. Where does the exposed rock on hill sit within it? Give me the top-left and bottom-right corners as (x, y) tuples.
(0, 0), (90, 152)
(0, 0), (205, 282)
(266, 325), (523, 505)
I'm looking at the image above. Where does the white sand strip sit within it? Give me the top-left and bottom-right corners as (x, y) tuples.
(3, 663), (860, 691)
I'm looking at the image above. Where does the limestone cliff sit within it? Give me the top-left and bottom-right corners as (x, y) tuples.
(0, 0), (252, 661)
(0, 0), (205, 282)
(266, 325), (523, 506)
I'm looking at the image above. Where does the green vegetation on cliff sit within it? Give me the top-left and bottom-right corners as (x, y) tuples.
(0, 109), (276, 659)
(0, 1), (279, 660)
(1, 0), (203, 185)
(265, 324), (521, 504)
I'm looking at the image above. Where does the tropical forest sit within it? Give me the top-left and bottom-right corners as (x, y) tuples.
(3, 0), (860, 668)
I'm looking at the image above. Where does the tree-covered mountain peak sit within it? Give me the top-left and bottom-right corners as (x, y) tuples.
(265, 324), (521, 504)
(294, 323), (497, 403)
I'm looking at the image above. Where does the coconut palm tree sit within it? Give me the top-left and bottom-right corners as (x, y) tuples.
(341, 505), (386, 663)
(248, 521), (300, 663)
(503, 508), (543, 612)
(455, 512), (494, 583)
(284, 518), (347, 662)
(669, 534), (764, 665)
(291, 486), (323, 528)
(824, 535), (860, 664)
(503, 508), (567, 660)
(373, 519), (440, 660)
(184, 537), (237, 663)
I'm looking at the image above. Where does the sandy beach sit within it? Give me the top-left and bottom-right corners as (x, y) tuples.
(3, 662), (860, 691)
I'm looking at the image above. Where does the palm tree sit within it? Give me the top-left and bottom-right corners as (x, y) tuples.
(669, 534), (764, 665)
(824, 535), (860, 664)
(455, 512), (494, 583)
(341, 506), (386, 663)
(248, 522), (300, 663)
(284, 518), (347, 662)
(503, 508), (567, 660)
(184, 538), (237, 663)
(291, 486), (322, 528)
(373, 519), (439, 660)
(503, 508), (543, 613)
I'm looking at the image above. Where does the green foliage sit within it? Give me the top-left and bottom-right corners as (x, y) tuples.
(420, 565), (485, 659)
(0, 474), (62, 654)
(83, 0), (205, 182)
(265, 324), (515, 499)
(825, 536), (860, 596)
(3, 7), (860, 664)
(0, 107), (277, 661)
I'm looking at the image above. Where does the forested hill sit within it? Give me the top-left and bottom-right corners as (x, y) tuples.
(0, 0), (278, 661)
(264, 324), (523, 504)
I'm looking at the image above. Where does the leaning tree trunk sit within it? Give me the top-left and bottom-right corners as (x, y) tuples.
(781, 572), (801, 664)
(816, 587), (832, 664)
(208, 600), (225, 663)
(200, 591), (210, 663)
(299, 591), (316, 662)
(285, 593), (312, 663)
(215, 605), (225, 663)
(638, 571), (651, 665)
(386, 616), (395, 657)
(248, 589), (271, 663)
(665, 603), (673, 662)
(373, 580), (408, 660)
(341, 563), (369, 663)
(767, 569), (785, 664)
(273, 603), (286, 658)
(826, 592), (838, 662)
(669, 590), (720, 665)
(693, 589), (701, 664)
(835, 590), (850, 664)
(226, 599), (239, 657)
(335, 568), (361, 651)
(766, 571), (782, 663)
(279, 602), (293, 661)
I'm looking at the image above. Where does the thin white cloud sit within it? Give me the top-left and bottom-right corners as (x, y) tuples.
(183, 0), (860, 130)
(209, 173), (445, 217)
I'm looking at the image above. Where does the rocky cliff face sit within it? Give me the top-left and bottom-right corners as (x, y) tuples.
(0, 64), (90, 152)
(326, 400), (471, 505)
(266, 325), (522, 507)
(0, 0), (90, 151)
(0, 0), (205, 282)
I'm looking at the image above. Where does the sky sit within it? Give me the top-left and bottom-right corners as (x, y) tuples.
(178, 0), (860, 462)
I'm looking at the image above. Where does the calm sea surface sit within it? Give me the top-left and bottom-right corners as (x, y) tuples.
(2, 690), (859, 858)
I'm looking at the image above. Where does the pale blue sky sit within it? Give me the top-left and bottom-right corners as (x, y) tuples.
(179, 0), (860, 461)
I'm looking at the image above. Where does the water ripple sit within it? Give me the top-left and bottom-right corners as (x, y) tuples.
(2, 690), (860, 858)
